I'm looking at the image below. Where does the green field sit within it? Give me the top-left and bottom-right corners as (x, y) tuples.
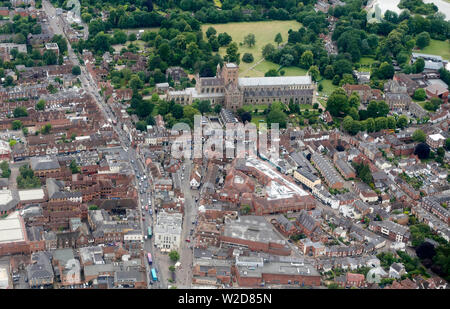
(202, 20), (302, 76)
(112, 40), (147, 52)
(242, 104), (268, 112)
(318, 79), (338, 96)
(281, 66), (308, 76)
(358, 57), (376, 66)
(250, 115), (267, 128)
(118, 27), (160, 35)
(419, 39), (450, 61)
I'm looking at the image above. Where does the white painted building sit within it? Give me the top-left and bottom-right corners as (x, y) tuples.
(154, 212), (182, 252)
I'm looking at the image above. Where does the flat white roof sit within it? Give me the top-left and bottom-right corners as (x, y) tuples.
(245, 157), (309, 197)
(429, 133), (445, 141)
(18, 188), (45, 201)
(239, 76), (311, 87)
(0, 190), (13, 205)
(0, 212), (25, 244)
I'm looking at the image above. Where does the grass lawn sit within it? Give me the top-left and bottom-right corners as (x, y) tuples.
(250, 115), (267, 128)
(358, 56), (376, 66)
(242, 104), (268, 112)
(254, 61), (280, 72)
(202, 20), (302, 75)
(417, 39), (450, 61)
(118, 27), (160, 35)
(318, 79), (338, 96)
(112, 40), (147, 52)
(281, 66), (308, 76)
(299, 104), (313, 110)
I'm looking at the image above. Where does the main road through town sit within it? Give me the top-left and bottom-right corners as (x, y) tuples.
(42, 0), (164, 289)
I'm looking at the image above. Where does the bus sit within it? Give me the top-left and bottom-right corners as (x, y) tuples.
(147, 253), (152, 265)
(147, 226), (152, 238)
(151, 268), (157, 282)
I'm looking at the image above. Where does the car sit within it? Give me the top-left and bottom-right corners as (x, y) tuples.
(185, 239), (190, 242)
(142, 217), (145, 221)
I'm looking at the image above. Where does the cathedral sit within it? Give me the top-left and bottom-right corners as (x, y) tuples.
(167, 63), (316, 111)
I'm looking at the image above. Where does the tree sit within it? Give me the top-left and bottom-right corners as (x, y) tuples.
(387, 116), (397, 129)
(308, 66), (320, 82)
(416, 32), (431, 49)
(169, 250), (180, 262)
(40, 124), (52, 134)
(436, 147), (445, 157)
(217, 32), (232, 46)
(36, 99), (46, 111)
(214, 104), (222, 114)
(413, 88), (426, 101)
(265, 69), (279, 77)
(196, 100), (212, 114)
(343, 115), (354, 133)
(366, 118), (375, 132)
(43, 50), (57, 65)
(348, 92), (360, 110)
(206, 27), (217, 39)
(128, 33), (137, 41)
(324, 65), (335, 79)
(375, 117), (388, 131)
(267, 109), (287, 128)
(0, 161), (10, 178)
(353, 162), (374, 186)
(69, 160), (80, 174)
(242, 53), (254, 63)
(244, 33), (256, 47)
(112, 30), (127, 44)
(183, 105), (201, 127)
(274, 33), (282, 46)
(81, 12), (92, 23)
(224, 42), (240, 64)
(413, 58), (425, 73)
(4, 75), (14, 87)
(92, 32), (111, 53)
(397, 115), (408, 129)
(378, 62), (395, 79)
(280, 54), (294, 67)
(136, 121), (147, 131)
(11, 120), (22, 130)
(326, 88), (349, 117)
(414, 142), (430, 159)
(240, 204), (251, 215)
(171, 104), (184, 119)
(412, 129), (426, 143)
(348, 107), (359, 121)
(129, 75), (144, 91)
(16, 165), (40, 189)
(262, 43), (276, 59)
(72, 65), (81, 76)
(299, 50), (314, 69)
(339, 74), (355, 87)
(241, 112), (252, 123)
(13, 107), (28, 118)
